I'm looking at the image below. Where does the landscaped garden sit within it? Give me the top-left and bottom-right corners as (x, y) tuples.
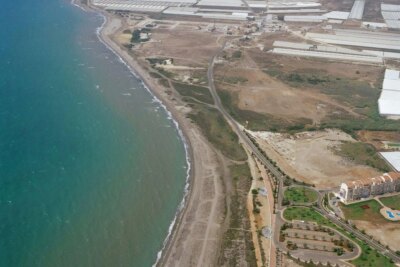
(380, 194), (400, 211)
(283, 186), (318, 204)
(282, 206), (395, 267)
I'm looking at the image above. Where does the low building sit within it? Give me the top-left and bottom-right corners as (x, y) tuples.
(338, 172), (400, 203)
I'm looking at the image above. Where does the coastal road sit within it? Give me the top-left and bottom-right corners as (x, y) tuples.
(206, 40), (400, 265)
(206, 41), (285, 206)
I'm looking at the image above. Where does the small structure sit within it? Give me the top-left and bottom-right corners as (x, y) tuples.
(140, 32), (150, 41)
(338, 172), (400, 203)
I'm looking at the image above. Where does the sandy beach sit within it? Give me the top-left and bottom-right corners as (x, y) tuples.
(77, 1), (230, 266)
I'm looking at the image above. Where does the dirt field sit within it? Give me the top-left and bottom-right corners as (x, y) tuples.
(138, 26), (222, 67)
(354, 220), (400, 251)
(357, 131), (400, 151)
(213, 45), (387, 132)
(215, 64), (357, 125)
(245, 48), (383, 85)
(249, 129), (381, 189)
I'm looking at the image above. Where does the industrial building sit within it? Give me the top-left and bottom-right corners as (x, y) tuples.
(378, 69), (400, 119)
(348, 0), (365, 20)
(271, 40), (383, 63)
(380, 152), (400, 172)
(338, 172), (400, 203)
(381, 3), (400, 29)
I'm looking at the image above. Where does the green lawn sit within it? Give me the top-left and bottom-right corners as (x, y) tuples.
(283, 207), (330, 225)
(351, 242), (395, 267)
(340, 199), (384, 222)
(283, 207), (395, 267)
(284, 186), (318, 204)
(380, 194), (400, 210)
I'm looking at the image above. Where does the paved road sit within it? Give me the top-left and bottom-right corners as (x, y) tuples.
(318, 193), (400, 263)
(206, 41), (400, 265)
(207, 41), (285, 209)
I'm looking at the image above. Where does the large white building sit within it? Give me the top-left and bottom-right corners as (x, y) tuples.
(378, 69), (400, 120)
(338, 172), (400, 203)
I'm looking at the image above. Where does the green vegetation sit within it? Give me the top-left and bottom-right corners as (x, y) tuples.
(283, 207), (329, 225)
(232, 50), (242, 59)
(146, 57), (168, 65)
(351, 241), (394, 267)
(188, 104), (247, 161)
(379, 194), (400, 210)
(221, 76), (248, 85)
(131, 29), (141, 43)
(217, 88), (313, 132)
(172, 82), (214, 105)
(283, 207), (395, 267)
(335, 142), (390, 172)
(230, 163), (251, 181)
(387, 143), (400, 148)
(340, 199), (383, 221)
(265, 69), (400, 134)
(220, 163), (257, 266)
(155, 68), (175, 79)
(158, 78), (170, 88)
(284, 186), (318, 204)
(149, 72), (162, 79)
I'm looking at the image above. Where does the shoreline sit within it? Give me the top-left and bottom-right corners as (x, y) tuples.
(97, 13), (195, 267)
(72, 1), (196, 266)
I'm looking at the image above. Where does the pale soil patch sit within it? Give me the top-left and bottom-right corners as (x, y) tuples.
(246, 48), (383, 85)
(114, 33), (131, 45)
(215, 66), (354, 123)
(282, 255), (303, 267)
(354, 220), (400, 251)
(138, 28), (221, 67)
(249, 129), (381, 189)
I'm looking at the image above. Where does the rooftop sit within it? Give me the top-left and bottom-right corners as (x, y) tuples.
(380, 152), (400, 172)
(344, 172), (400, 188)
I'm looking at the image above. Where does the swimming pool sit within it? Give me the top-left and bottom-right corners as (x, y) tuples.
(386, 210), (395, 218)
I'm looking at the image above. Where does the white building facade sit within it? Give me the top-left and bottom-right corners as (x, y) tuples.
(339, 172), (400, 203)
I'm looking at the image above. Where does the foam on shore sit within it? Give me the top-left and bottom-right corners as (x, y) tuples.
(93, 11), (193, 267)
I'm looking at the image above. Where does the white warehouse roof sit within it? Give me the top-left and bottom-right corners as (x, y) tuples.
(379, 69), (400, 118)
(379, 90), (400, 115)
(383, 79), (400, 91)
(385, 69), (400, 80)
(323, 11), (349, 20)
(380, 152), (400, 172)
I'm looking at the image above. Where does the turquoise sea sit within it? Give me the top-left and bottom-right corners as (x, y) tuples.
(0, 0), (187, 266)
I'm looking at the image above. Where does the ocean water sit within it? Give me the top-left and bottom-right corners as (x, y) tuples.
(0, 0), (187, 266)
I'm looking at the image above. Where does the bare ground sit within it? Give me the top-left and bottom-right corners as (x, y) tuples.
(354, 220), (400, 251)
(249, 129), (381, 189)
(215, 65), (357, 124)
